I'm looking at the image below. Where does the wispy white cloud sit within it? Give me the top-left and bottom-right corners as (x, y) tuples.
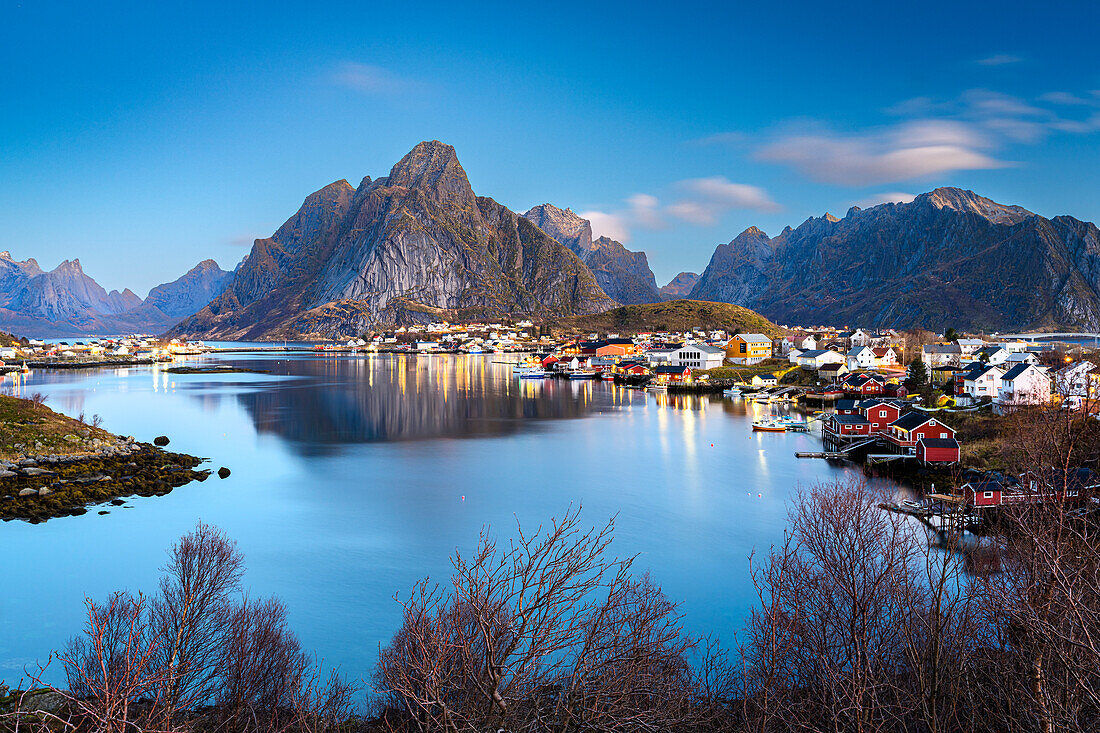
(756, 120), (1006, 186)
(625, 193), (664, 229)
(743, 86), (1100, 186)
(331, 62), (414, 94)
(582, 178), (778, 239)
(228, 234), (258, 246)
(580, 210), (632, 243)
(667, 177), (779, 224)
(977, 54), (1023, 66)
(1040, 91), (1093, 106)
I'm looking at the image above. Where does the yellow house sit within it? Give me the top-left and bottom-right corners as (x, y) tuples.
(727, 333), (772, 365)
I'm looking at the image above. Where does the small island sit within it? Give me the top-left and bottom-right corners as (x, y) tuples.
(163, 364), (269, 374)
(0, 395), (211, 522)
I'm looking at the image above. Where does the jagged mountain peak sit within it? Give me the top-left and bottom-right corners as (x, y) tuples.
(312, 179), (354, 198)
(522, 205), (660, 305)
(917, 187), (1033, 224)
(823, 212), (840, 223)
(169, 143), (615, 339)
(735, 226), (769, 241)
(524, 204), (594, 254)
(53, 258), (85, 274)
(386, 140), (473, 202)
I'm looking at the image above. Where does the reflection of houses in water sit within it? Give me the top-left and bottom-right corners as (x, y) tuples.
(228, 354), (738, 452)
(233, 355), (595, 451)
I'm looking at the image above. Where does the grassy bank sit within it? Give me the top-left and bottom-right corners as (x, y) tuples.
(0, 395), (212, 522)
(0, 394), (116, 460)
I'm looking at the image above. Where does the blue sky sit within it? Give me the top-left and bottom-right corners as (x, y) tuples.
(3, 0), (1100, 293)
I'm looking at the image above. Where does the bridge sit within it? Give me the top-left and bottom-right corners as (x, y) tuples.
(998, 332), (1100, 342)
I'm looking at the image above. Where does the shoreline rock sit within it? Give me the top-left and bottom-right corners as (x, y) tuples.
(0, 443), (211, 523)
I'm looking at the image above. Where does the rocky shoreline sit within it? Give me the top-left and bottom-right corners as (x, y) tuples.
(0, 436), (212, 523)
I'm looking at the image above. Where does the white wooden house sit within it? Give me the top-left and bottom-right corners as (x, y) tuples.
(994, 364), (1051, 414)
(846, 346), (876, 371)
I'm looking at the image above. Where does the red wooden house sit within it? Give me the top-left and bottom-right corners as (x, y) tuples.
(824, 414), (872, 438)
(960, 474), (1088, 508)
(653, 365), (692, 383)
(885, 412), (957, 453)
(835, 399), (861, 415)
(859, 399), (902, 434)
(615, 361), (650, 377)
(916, 437), (960, 464)
(840, 372), (886, 397)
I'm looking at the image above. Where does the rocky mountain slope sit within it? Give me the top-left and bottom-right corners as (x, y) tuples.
(523, 204), (661, 304)
(0, 252), (230, 337)
(659, 272), (699, 300)
(170, 142), (615, 340)
(689, 188), (1100, 331)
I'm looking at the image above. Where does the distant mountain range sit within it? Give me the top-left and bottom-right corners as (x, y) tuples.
(0, 253), (231, 337)
(170, 142), (615, 340)
(659, 272), (699, 301)
(690, 187), (1100, 332)
(11, 145), (1100, 339)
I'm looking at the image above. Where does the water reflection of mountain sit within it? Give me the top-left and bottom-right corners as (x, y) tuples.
(232, 355), (597, 452)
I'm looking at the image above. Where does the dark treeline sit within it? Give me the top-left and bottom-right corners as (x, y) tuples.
(4, 404), (1100, 732)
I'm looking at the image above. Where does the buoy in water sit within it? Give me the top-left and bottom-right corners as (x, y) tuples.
(461, 495), (465, 501)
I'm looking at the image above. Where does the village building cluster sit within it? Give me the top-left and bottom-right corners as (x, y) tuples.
(0, 335), (200, 368)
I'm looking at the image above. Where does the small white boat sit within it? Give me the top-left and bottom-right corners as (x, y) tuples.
(647, 382), (668, 391)
(723, 387), (742, 397)
(752, 420), (786, 432)
(568, 370), (597, 380)
(518, 370), (548, 379)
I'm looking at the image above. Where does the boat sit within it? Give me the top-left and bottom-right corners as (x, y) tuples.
(902, 499), (926, 510)
(568, 370), (597, 380)
(647, 383), (668, 391)
(752, 420), (787, 432)
(518, 370), (548, 379)
(600, 372), (616, 381)
(722, 387), (742, 397)
(512, 359), (542, 374)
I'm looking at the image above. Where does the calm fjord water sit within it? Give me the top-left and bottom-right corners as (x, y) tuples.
(0, 351), (904, 683)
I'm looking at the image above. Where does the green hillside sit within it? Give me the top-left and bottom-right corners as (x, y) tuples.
(554, 299), (783, 336)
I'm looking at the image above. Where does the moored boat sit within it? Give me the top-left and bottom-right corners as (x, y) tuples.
(752, 420), (787, 432)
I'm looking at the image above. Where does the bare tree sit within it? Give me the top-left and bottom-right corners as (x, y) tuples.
(742, 479), (923, 732)
(150, 521), (245, 722)
(57, 592), (168, 733)
(215, 596), (309, 733)
(376, 508), (707, 733)
(977, 500), (1100, 733)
